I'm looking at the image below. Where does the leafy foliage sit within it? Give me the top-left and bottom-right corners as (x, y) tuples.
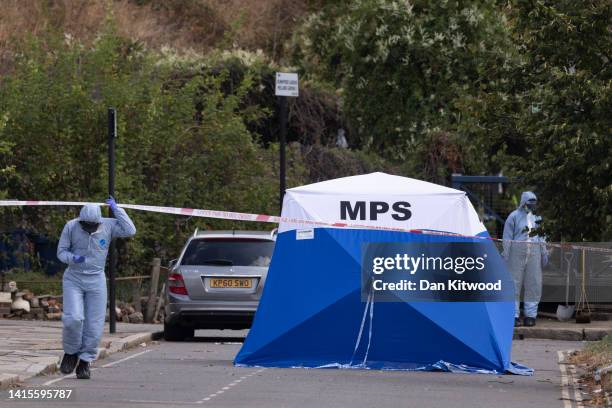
(509, 0), (611, 241)
(294, 0), (611, 241)
(459, 0), (612, 241)
(0, 29), (301, 273)
(292, 0), (512, 159)
(1, 0), (610, 275)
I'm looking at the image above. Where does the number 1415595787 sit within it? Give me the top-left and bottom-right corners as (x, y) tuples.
(8, 389), (73, 399)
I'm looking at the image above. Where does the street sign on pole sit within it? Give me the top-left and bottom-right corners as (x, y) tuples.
(275, 73), (299, 212)
(275, 73), (299, 97)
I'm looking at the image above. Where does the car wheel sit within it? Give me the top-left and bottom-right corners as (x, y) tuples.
(163, 321), (194, 341)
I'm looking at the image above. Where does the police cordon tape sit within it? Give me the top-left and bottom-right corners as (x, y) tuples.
(0, 200), (610, 253)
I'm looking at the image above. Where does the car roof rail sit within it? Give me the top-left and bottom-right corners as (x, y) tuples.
(193, 228), (199, 237)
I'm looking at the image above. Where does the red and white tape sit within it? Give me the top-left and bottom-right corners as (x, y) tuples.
(0, 200), (430, 232)
(0, 200), (609, 253)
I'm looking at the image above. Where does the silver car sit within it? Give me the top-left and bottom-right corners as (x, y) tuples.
(164, 230), (276, 341)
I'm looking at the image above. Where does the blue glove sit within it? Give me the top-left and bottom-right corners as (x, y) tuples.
(106, 196), (119, 212)
(73, 255), (85, 264)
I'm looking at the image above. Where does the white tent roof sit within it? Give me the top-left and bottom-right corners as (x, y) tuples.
(288, 172), (461, 196)
(280, 172), (485, 236)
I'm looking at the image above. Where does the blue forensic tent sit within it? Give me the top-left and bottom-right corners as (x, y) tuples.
(235, 173), (531, 374)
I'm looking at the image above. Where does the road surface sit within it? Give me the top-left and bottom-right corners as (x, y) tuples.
(1, 330), (583, 408)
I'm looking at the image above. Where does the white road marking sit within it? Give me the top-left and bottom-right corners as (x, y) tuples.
(198, 367), (266, 404)
(42, 349), (152, 386)
(43, 373), (78, 386)
(41, 352), (266, 406)
(558, 350), (572, 408)
(101, 349), (151, 368)
(568, 364), (584, 408)
(558, 350), (583, 408)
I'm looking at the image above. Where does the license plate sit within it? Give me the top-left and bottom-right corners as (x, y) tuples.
(210, 278), (252, 289)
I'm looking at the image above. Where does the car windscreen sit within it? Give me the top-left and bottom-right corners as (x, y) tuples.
(180, 238), (275, 267)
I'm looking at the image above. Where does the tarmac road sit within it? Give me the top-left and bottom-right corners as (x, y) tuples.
(1, 330), (584, 408)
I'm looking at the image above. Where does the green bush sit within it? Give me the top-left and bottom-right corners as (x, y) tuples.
(0, 28), (299, 275)
(292, 0), (511, 159)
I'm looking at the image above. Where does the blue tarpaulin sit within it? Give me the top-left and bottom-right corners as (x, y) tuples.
(234, 173), (533, 375)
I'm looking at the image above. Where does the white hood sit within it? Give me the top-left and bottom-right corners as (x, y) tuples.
(79, 204), (102, 223)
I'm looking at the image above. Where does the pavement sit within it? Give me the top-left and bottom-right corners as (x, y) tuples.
(2, 333), (588, 408)
(0, 317), (609, 392)
(0, 320), (163, 389)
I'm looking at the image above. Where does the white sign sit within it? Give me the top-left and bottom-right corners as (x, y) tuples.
(275, 73), (299, 97)
(296, 228), (314, 240)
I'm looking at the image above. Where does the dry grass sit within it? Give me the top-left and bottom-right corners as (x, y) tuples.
(569, 336), (612, 407)
(0, 0), (225, 51)
(0, 0), (311, 70)
(209, 0), (310, 60)
(570, 335), (612, 370)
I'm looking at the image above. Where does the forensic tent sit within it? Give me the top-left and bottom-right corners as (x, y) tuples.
(234, 173), (530, 374)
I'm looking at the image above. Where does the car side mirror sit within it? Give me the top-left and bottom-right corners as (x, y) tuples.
(168, 259), (177, 270)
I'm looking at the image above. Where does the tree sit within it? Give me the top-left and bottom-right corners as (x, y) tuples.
(515, 0), (611, 241)
(456, 0), (611, 241)
(292, 0), (512, 161)
(0, 29), (289, 273)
